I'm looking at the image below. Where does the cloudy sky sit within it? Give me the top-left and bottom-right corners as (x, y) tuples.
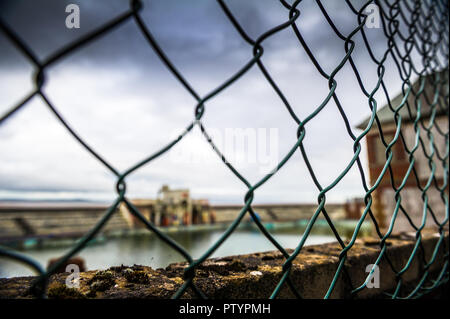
(0, 0), (430, 204)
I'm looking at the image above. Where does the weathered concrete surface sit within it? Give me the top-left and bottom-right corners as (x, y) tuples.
(0, 231), (448, 299)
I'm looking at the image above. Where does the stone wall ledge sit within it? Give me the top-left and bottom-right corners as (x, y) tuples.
(0, 231), (448, 299)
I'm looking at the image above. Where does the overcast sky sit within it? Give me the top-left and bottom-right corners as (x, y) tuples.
(0, 0), (431, 204)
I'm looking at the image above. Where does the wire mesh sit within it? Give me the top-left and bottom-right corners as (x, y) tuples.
(0, 0), (448, 299)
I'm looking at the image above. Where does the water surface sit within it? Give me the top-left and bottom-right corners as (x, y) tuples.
(0, 228), (335, 278)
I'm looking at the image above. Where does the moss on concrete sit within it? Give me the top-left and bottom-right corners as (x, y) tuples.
(123, 268), (150, 284)
(47, 282), (86, 299)
(88, 270), (116, 293)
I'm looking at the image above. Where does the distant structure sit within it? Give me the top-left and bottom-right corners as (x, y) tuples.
(0, 202), (129, 246)
(356, 70), (448, 232)
(344, 198), (365, 220)
(157, 185), (191, 226)
(120, 185), (215, 228)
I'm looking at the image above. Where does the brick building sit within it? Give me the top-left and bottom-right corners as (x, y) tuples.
(120, 185), (214, 228)
(356, 70), (448, 233)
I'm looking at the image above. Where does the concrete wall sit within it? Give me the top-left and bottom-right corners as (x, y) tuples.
(212, 203), (345, 223)
(0, 231), (447, 299)
(381, 187), (447, 233)
(402, 116), (448, 181)
(384, 116), (448, 233)
(365, 116), (448, 233)
(0, 203), (128, 241)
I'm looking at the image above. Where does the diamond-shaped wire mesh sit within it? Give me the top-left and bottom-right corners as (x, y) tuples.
(0, 0), (448, 299)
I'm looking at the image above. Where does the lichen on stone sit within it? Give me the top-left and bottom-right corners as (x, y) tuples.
(228, 259), (247, 272)
(257, 264), (282, 273)
(88, 270), (116, 292)
(47, 282), (85, 299)
(122, 268), (150, 284)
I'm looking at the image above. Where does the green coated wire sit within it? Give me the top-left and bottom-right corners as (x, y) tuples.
(0, 0), (447, 299)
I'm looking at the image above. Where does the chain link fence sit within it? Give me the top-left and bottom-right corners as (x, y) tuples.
(0, 0), (448, 299)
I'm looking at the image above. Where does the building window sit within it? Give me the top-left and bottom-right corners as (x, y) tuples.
(372, 133), (406, 166)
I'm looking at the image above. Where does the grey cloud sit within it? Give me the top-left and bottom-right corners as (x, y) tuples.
(0, 0), (433, 204)
(0, 0), (371, 70)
